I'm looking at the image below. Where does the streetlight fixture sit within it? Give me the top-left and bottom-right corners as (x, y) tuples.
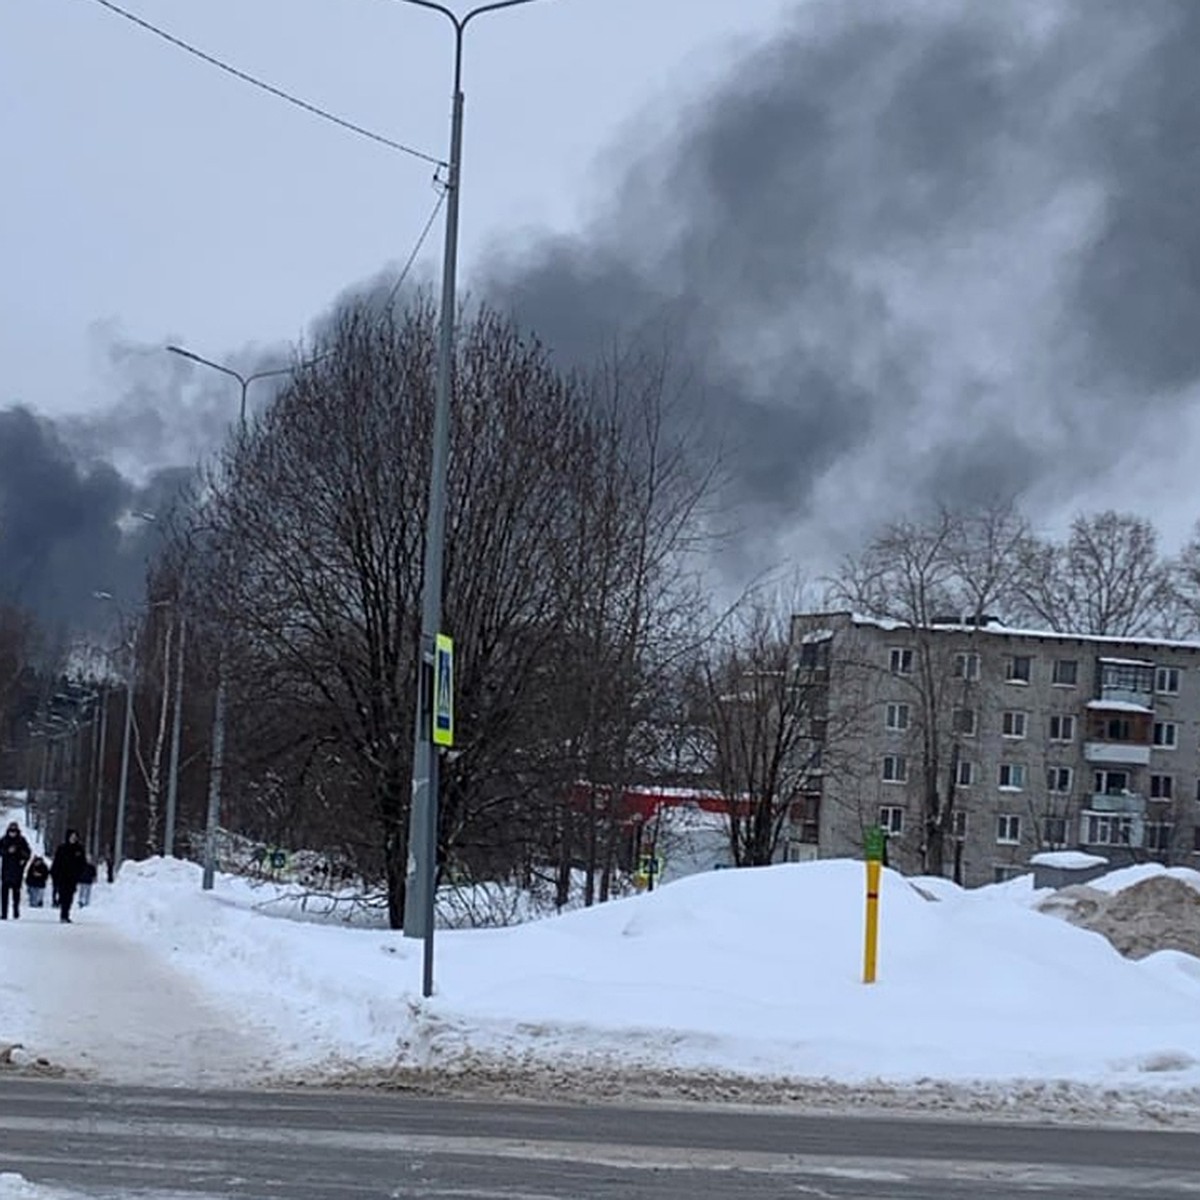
(393, 0), (549, 998)
(166, 343), (311, 889)
(167, 345), (297, 429)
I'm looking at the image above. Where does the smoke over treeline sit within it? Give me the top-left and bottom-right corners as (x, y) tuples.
(483, 0), (1200, 569)
(7, 0), (1200, 625)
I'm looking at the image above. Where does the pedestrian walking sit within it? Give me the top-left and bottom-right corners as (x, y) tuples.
(25, 855), (49, 908)
(77, 858), (97, 908)
(0, 821), (31, 919)
(50, 830), (86, 923)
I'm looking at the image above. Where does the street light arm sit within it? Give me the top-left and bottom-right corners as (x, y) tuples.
(166, 344), (248, 389)
(244, 363), (302, 387)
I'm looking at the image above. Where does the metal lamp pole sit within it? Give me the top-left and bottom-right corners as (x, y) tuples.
(395, 0), (547, 998)
(167, 344), (298, 890)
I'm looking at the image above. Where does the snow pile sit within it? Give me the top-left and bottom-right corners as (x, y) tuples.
(1038, 870), (1200, 960)
(91, 855), (1200, 1090)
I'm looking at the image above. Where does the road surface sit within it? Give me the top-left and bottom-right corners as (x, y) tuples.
(4, 1079), (1200, 1198)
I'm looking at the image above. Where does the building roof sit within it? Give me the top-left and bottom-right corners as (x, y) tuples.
(803, 611), (1200, 653)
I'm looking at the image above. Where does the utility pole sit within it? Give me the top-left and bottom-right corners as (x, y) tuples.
(164, 612), (186, 857)
(398, 0), (548, 1000)
(166, 345), (301, 890)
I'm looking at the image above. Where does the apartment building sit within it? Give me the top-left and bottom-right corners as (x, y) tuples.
(787, 612), (1200, 886)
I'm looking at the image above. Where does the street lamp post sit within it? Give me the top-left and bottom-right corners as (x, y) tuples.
(167, 346), (297, 430)
(166, 343), (302, 890)
(395, 0), (547, 998)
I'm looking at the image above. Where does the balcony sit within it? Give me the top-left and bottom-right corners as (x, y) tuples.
(1089, 791), (1146, 815)
(1084, 741), (1151, 766)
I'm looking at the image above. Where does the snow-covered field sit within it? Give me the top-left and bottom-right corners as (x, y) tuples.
(4, 802), (1200, 1121)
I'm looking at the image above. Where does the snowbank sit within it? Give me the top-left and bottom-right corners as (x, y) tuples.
(96, 855), (1200, 1090)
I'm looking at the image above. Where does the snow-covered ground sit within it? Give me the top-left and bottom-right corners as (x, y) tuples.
(4, 803), (1200, 1117)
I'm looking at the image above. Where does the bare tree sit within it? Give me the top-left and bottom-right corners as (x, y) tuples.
(697, 590), (831, 867)
(179, 299), (715, 926)
(831, 506), (1023, 876)
(1017, 511), (1177, 637)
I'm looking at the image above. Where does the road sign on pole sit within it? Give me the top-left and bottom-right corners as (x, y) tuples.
(432, 633), (454, 748)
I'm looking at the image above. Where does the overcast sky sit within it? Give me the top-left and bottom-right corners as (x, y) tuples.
(5, 0), (1200, 625)
(3, 0), (794, 420)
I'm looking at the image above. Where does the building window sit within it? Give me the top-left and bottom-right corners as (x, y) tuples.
(951, 810), (968, 839)
(953, 707), (978, 737)
(998, 763), (1026, 790)
(1046, 766), (1073, 794)
(1145, 822), (1174, 853)
(791, 794), (820, 844)
(956, 759), (975, 787)
(993, 865), (1025, 883)
(1042, 816), (1068, 847)
(879, 805), (905, 835)
(882, 755), (908, 783)
(1001, 711), (1027, 739)
(885, 702), (910, 732)
(1156, 666), (1181, 695)
(1048, 714), (1076, 742)
(997, 814), (1022, 844)
(1100, 715), (1134, 741)
(1094, 769), (1130, 795)
(1150, 774), (1174, 800)
(954, 652), (981, 681)
(889, 647), (913, 676)
(1006, 655), (1032, 684)
(1194, 825), (1200, 854)
(1052, 659), (1078, 687)
(1153, 721), (1178, 749)
(1083, 813), (1134, 846)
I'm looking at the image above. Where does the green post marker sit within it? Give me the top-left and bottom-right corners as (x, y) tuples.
(863, 824), (884, 983)
(864, 825), (886, 862)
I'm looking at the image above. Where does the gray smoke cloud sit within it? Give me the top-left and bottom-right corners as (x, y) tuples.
(481, 0), (1200, 573)
(0, 329), (290, 632)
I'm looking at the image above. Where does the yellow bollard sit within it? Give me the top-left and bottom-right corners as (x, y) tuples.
(863, 826), (885, 984)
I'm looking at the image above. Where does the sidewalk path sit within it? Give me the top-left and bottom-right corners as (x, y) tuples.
(0, 896), (280, 1086)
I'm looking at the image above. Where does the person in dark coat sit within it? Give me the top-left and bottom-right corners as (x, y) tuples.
(50, 830), (87, 923)
(0, 821), (32, 919)
(77, 858), (97, 908)
(25, 855), (49, 908)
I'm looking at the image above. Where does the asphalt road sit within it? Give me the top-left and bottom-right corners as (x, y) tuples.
(4, 1079), (1200, 1199)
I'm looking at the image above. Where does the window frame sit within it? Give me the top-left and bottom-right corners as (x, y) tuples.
(1005, 655), (1032, 684)
(1153, 720), (1179, 749)
(1048, 714), (1076, 743)
(885, 701), (910, 732)
(1052, 659), (1079, 687)
(878, 805), (905, 836)
(953, 652), (981, 681)
(1046, 765), (1073, 794)
(1155, 666), (1181, 695)
(998, 762), (1026, 791)
(1001, 710), (1028, 739)
(1150, 773), (1174, 801)
(889, 647), (914, 676)
(996, 814), (1022, 844)
(881, 754), (908, 784)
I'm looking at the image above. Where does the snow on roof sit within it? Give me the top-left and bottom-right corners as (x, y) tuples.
(1030, 851), (1110, 870)
(800, 628), (835, 644)
(1098, 656), (1154, 667)
(1085, 699), (1152, 713)
(827, 611), (1200, 652)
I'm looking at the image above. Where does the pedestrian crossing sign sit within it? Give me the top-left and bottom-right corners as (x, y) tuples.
(432, 633), (454, 747)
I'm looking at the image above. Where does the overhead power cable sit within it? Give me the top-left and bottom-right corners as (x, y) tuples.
(386, 179), (448, 308)
(81, 0), (446, 167)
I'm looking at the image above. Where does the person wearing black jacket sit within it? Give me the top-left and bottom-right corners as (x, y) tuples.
(25, 855), (49, 908)
(0, 821), (31, 919)
(50, 830), (86, 923)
